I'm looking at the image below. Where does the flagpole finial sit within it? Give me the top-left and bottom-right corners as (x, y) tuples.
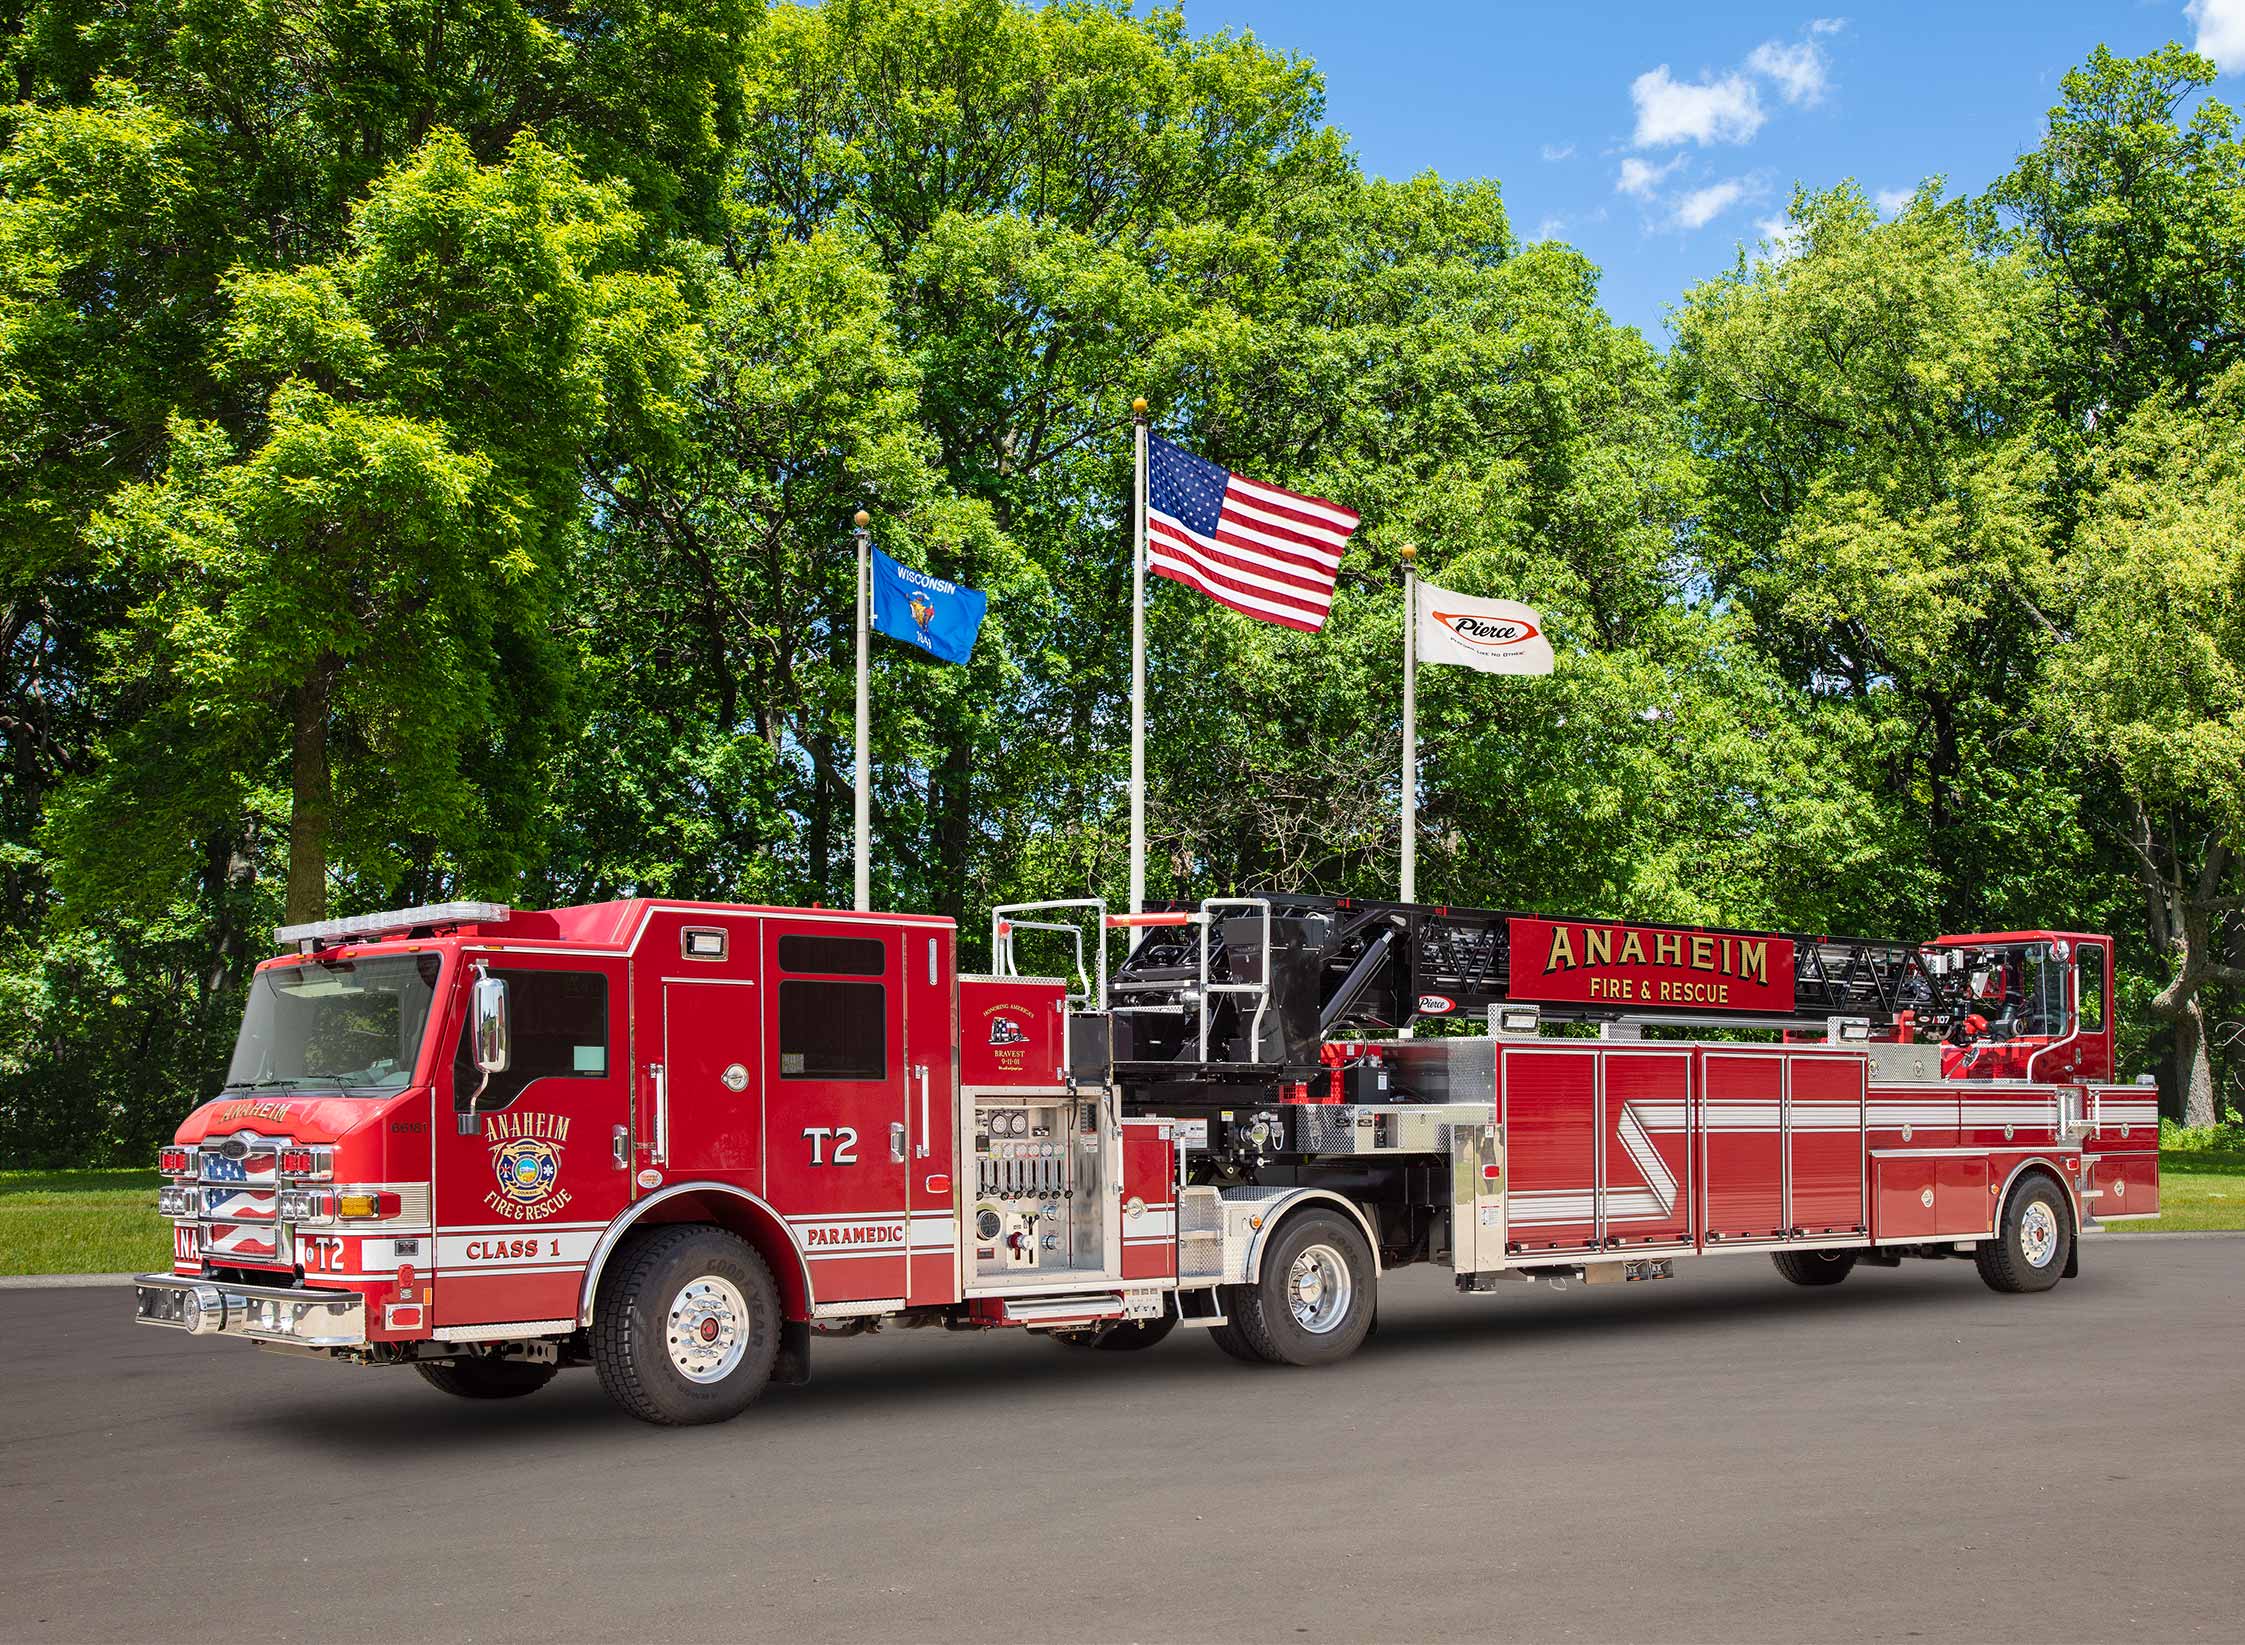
(1132, 397), (1148, 418)
(1399, 541), (1417, 563)
(853, 510), (870, 529)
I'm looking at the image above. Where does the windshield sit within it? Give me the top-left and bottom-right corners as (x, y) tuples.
(225, 953), (445, 1095)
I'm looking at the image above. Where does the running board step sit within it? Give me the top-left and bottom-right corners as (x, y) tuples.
(995, 1293), (1137, 1327)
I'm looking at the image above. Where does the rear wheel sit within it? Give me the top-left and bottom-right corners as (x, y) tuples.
(414, 1356), (558, 1400)
(1205, 1317), (1266, 1364)
(1224, 1209), (1376, 1367)
(1977, 1175), (2071, 1294)
(1771, 1249), (1858, 1287)
(592, 1225), (781, 1425)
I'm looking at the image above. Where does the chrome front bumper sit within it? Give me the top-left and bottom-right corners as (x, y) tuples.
(134, 1275), (367, 1348)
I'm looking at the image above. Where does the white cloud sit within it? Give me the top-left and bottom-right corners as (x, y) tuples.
(1534, 215), (1569, 241)
(1671, 177), (1754, 230)
(1631, 66), (1766, 147)
(1875, 186), (1914, 217)
(1808, 17), (1848, 36)
(1617, 154), (1686, 197)
(1746, 39), (1829, 106)
(1756, 215), (1808, 261)
(2189, 1), (2245, 73)
(1541, 142), (1577, 162)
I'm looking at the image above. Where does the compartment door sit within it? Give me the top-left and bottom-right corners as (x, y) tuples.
(1600, 1050), (1692, 1249)
(1502, 1046), (1600, 1254)
(1702, 1052), (1785, 1242)
(1786, 1054), (1867, 1238)
(1120, 1121), (1176, 1281)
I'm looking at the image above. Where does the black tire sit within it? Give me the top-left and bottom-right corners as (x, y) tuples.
(1225, 1208), (1376, 1367)
(1771, 1249), (1858, 1287)
(1057, 1313), (1179, 1351)
(1977, 1174), (2072, 1294)
(1204, 1316), (1267, 1364)
(592, 1224), (782, 1425)
(413, 1356), (559, 1400)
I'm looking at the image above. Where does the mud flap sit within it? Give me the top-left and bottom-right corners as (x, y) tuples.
(773, 1318), (811, 1385)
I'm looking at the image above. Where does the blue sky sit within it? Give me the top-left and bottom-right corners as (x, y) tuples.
(1156, 1), (2245, 341)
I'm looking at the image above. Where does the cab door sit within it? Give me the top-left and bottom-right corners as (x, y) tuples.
(898, 924), (960, 1308)
(431, 952), (632, 1331)
(761, 919), (911, 1306)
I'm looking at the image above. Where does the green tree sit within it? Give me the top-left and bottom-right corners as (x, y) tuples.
(48, 130), (697, 926)
(1669, 184), (2091, 942)
(1990, 44), (2245, 430)
(2047, 364), (2245, 1125)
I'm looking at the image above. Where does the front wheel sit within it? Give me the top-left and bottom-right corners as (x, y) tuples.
(1977, 1176), (2072, 1294)
(414, 1356), (559, 1400)
(1222, 1208), (1376, 1367)
(592, 1225), (782, 1425)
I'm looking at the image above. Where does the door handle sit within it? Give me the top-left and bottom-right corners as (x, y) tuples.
(890, 1121), (907, 1163)
(915, 1065), (931, 1159)
(612, 1125), (629, 1170)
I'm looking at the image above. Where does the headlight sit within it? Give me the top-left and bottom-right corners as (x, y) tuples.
(157, 1186), (195, 1218)
(278, 1188), (333, 1223)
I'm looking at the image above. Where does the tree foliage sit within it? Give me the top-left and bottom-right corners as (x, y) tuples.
(1, 4), (2240, 1159)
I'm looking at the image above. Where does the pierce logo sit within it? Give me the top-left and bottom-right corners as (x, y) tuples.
(484, 1110), (572, 1221)
(1416, 994), (1458, 1014)
(1433, 611), (1541, 650)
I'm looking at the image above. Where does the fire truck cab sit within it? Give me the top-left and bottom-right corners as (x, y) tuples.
(135, 895), (2159, 1426)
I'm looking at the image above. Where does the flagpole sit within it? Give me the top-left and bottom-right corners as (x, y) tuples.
(853, 508), (871, 913)
(1129, 397), (1149, 947)
(1400, 542), (1418, 907)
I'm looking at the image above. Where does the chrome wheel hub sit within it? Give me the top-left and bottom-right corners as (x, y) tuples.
(667, 1276), (749, 1382)
(1287, 1243), (1353, 1335)
(2020, 1201), (2059, 1269)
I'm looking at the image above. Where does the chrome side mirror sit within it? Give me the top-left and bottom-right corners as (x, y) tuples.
(473, 974), (511, 1074)
(458, 969), (511, 1135)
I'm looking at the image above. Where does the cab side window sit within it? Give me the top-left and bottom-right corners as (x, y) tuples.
(775, 934), (888, 1081)
(2076, 945), (2106, 1031)
(454, 968), (610, 1110)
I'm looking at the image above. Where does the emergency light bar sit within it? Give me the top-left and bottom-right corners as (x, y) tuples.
(274, 901), (511, 946)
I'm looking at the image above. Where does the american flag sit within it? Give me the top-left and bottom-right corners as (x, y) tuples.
(1146, 434), (1360, 632)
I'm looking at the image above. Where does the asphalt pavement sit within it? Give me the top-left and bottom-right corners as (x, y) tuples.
(4, 1237), (2242, 1643)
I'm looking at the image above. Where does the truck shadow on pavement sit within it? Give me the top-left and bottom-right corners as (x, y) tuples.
(240, 1264), (2072, 1460)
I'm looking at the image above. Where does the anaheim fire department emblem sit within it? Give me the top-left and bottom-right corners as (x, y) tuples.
(493, 1138), (559, 1206)
(482, 1110), (573, 1220)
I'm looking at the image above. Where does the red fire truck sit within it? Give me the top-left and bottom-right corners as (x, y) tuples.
(135, 894), (2158, 1424)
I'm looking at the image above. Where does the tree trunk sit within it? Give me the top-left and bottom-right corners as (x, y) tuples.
(934, 727), (973, 926)
(807, 765), (832, 905)
(285, 667), (334, 926)
(2174, 993), (2219, 1129)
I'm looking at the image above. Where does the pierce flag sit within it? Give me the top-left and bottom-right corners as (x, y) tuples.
(869, 546), (987, 666)
(1413, 581), (1554, 675)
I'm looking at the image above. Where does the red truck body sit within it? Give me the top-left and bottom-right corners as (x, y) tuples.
(137, 896), (2157, 1423)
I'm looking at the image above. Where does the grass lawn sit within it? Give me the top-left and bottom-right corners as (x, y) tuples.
(0, 1170), (167, 1277)
(2, 1150), (2241, 1278)
(2096, 1150), (2245, 1234)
